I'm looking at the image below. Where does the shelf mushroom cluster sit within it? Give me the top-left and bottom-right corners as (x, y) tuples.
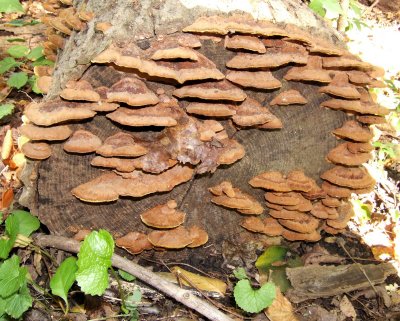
(115, 200), (208, 254)
(20, 13), (388, 244)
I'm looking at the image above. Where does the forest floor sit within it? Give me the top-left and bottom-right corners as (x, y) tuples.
(0, 1), (400, 321)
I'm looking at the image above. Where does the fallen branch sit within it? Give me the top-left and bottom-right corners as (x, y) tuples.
(34, 234), (234, 321)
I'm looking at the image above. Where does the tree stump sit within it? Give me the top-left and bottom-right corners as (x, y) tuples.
(22, 0), (355, 257)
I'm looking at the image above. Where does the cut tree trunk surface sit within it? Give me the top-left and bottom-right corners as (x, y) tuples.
(23, 0), (348, 255)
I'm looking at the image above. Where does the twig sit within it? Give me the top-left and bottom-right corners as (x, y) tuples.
(362, 0), (380, 16)
(34, 234), (234, 321)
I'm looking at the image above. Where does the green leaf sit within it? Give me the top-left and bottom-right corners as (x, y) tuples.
(0, 214), (18, 259)
(125, 289), (142, 310)
(32, 57), (54, 67)
(7, 72), (28, 89)
(350, 0), (362, 18)
(118, 269), (136, 282)
(7, 45), (29, 58)
(0, 104), (14, 121)
(26, 46), (44, 61)
(6, 38), (25, 43)
(323, 0), (343, 15)
(7, 19), (39, 27)
(0, 57), (21, 74)
(4, 283), (32, 319)
(50, 257), (77, 310)
(28, 75), (42, 94)
(9, 210), (40, 237)
(233, 267), (248, 280)
(309, 0), (326, 17)
(76, 230), (114, 295)
(0, 0), (24, 13)
(256, 246), (287, 272)
(234, 280), (276, 313)
(0, 255), (27, 298)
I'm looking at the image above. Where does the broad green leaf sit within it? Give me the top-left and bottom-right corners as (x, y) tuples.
(256, 246), (287, 272)
(50, 257), (77, 309)
(0, 215), (18, 259)
(7, 45), (29, 58)
(0, 104), (14, 120)
(28, 75), (42, 94)
(118, 269), (136, 282)
(350, 0), (362, 18)
(26, 46), (44, 61)
(0, 0), (24, 13)
(309, 0), (326, 17)
(32, 57), (54, 67)
(0, 255), (27, 297)
(6, 38), (25, 43)
(7, 72), (28, 89)
(233, 267), (248, 280)
(323, 0), (343, 15)
(9, 210), (40, 237)
(0, 57), (21, 74)
(234, 280), (276, 313)
(76, 230), (114, 295)
(4, 283), (32, 319)
(125, 289), (142, 309)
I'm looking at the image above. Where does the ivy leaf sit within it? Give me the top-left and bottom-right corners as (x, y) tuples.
(0, 0), (24, 13)
(0, 57), (21, 74)
(0, 255), (27, 298)
(4, 283), (32, 319)
(7, 45), (29, 58)
(9, 210), (40, 237)
(50, 257), (77, 310)
(76, 230), (114, 295)
(0, 104), (14, 121)
(118, 269), (136, 282)
(234, 280), (276, 313)
(26, 46), (44, 61)
(7, 72), (28, 89)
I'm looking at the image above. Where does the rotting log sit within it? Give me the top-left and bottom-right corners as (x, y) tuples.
(21, 0), (353, 250)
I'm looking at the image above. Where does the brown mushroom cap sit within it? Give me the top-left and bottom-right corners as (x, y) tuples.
(63, 130), (102, 153)
(20, 124), (72, 141)
(301, 180), (326, 200)
(107, 105), (180, 127)
(224, 35), (266, 53)
(321, 166), (375, 189)
(287, 170), (315, 192)
(185, 102), (236, 117)
(249, 171), (291, 192)
(226, 70), (281, 90)
(269, 208), (311, 221)
(284, 200), (313, 212)
(37, 76), (52, 94)
(147, 226), (193, 249)
(281, 229), (321, 242)
(24, 100), (96, 126)
(187, 226), (209, 248)
(278, 215), (320, 233)
(96, 132), (148, 157)
(269, 90), (307, 106)
(309, 38), (344, 56)
(226, 43), (307, 69)
(140, 200), (186, 229)
(265, 202), (284, 211)
(284, 56), (332, 83)
(321, 197), (342, 208)
(173, 80), (246, 102)
(346, 70), (372, 86)
(232, 98), (278, 127)
(347, 142), (374, 154)
(116, 232), (153, 254)
(310, 201), (339, 219)
(60, 80), (101, 102)
(241, 217), (283, 236)
(332, 120), (373, 142)
(326, 202), (354, 229)
(21, 142), (52, 160)
(91, 156), (136, 172)
(356, 115), (386, 125)
(59, 7), (85, 30)
(326, 142), (372, 166)
(106, 77), (159, 107)
(321, 95), (389, 116)
(321, 181), (352, 198)
(257, 117), (283, 129)
(322, 56), (374, 71)
(319, 73), (361, 99)
(217, 139), (246, 165)
(265, 192), (304, 206)
(322, 224), (345, 235)
(151, 46), (199, 61)
(183, 15), (288, 37)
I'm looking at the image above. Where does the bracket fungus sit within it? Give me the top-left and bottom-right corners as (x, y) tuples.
(224, 35), (266, 53)
(326, 142), (372, 166)
(116, 232), (153, 255)
(270, 90), (307, 106)
(319, 73), (361, 99)
(284, 56), (332, 83)
(63, 130), (102, 154)
(96, 132), (148, 157)
(332, 120), (373, 142)
(60, 80), (101, 102)
(226, 71), (281, 90)
(140, 200), (186, 229)
(21, 142), (52, 160)
(147, 226), (194, 249)
(20, 124), (72, 141)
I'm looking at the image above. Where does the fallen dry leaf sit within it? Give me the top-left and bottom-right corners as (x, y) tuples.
(170, 266), (227, 296)
(1, 188), (14, 209)
(339, 295), (356, 320)
(265, 288), (299, 321)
